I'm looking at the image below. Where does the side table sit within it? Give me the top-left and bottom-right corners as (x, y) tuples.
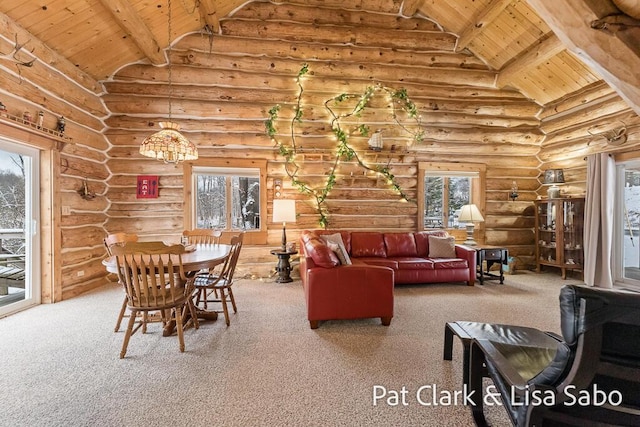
(270, 249), (298, 283)
(475, 246), (508, 285)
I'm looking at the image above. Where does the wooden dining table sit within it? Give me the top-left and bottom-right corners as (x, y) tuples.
(102, 243), (232, 276)
(102, 243), (232, 332)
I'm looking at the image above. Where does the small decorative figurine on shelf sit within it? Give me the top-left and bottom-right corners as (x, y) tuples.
(56, 116), (65, 135)
(0, 101), (7, 117)
(509, 180), (519, 201)
(36, 110), (44, 129)
(23, 110), (33, 123)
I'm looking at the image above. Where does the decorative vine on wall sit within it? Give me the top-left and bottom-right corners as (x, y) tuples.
(265, 64), (425, 228)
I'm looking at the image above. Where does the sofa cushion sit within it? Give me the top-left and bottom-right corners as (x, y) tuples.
(432, 258), (468, 269)
(384, 233), (418, 257)
(414, 231), (449, 256)
(428, 235), (457, 258)
(394, 257), (435, 270)
(356, 257), (398, 270)
(320, 233), (352, 265)
(303, 236), (340, 268)
(314, 230), (351, 253)
(351, 232), (387, 257)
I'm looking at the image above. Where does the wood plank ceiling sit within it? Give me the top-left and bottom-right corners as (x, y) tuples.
(0, 0), (638, 125)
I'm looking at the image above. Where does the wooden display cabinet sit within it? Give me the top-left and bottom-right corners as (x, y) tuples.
(535, 197), (584, 279)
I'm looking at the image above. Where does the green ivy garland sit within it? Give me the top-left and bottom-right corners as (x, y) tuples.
(265, 64), (424, 229)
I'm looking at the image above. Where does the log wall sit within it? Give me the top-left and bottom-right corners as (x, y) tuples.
(0, 33), (110, 301)
(2, 0), (639, 297)
(102, 1), (551, 273)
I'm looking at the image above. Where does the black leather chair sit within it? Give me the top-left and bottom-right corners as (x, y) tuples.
(468, 284), (640, 426)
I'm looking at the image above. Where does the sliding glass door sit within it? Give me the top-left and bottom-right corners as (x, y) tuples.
(615, 159), (640, 288)
(0, 139), (40, 317)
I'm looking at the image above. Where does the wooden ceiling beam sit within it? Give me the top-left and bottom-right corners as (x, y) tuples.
(97, 0), (165, 66)
(456, 0), (515, 51)
(0, 12), (101, 94)
(199, 0), (221, 33)
(401, 0), (423, 16)
(526, 0), (640, 115)
(496, 35), (565, 88)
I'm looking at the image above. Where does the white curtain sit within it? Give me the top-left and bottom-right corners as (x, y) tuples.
(583, 153), (616, 288)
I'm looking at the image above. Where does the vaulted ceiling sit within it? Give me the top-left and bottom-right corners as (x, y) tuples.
(0, 0), (639, 114)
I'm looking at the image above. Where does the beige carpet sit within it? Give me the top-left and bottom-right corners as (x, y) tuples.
(0, 271), (584, 426)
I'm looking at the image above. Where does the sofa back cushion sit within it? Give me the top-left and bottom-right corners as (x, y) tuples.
(350, 232), (387, 257)
(301, 231), (340, 268)
(414, 230), (450, 256)
(384, 233), (418, 257)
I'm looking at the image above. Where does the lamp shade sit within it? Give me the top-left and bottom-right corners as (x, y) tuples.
(140, 121), (198, 164)
(458, 204), (484, 223)
(273, 199), (296, 223)
(543, 169), (565, 185)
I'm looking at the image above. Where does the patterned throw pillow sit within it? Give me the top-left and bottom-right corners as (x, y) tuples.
(428, 235), (457, 258)
(320, 233), (352, 265)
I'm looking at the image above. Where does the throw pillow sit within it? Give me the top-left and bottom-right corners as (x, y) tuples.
(304, 237), (340, 268)
(428, 235), (456, 258)
(320, 233), (352, 265)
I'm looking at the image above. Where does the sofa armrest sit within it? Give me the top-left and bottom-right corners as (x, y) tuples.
(455, 244), (477, 285)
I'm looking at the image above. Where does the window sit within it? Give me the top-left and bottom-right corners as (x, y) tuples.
(614, 157), (640, 288)
(417, 162), (485, 232)
(184, 159), (267, 245)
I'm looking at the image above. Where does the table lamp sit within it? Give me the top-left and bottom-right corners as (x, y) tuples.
(458, 204), (484, 246)
(273, 199), (296, 251)
(543, 169), (565, 198)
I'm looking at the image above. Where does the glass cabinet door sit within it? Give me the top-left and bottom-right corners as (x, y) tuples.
(563, 199), (584, 269)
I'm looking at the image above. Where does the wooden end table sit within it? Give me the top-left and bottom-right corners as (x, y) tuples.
(270, 249), (298, 283)
(475, 246), (508, 285)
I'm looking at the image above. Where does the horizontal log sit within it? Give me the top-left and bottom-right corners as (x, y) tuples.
(0, 67), (105, 131)
(542, 111), (640, 146)
(60, 213), (107, 227)
(539, 81), (616, 120)
(108, 202), (184, 214)
(177, 33), (488, 70)
(232, 2), (439, 31)
(220, 20), (458, 52)
(540, 95), (632, 134)
(62, 246), (108, 266)
(60, 155), (110, 180)
(60, 226), (107, 249)
(485, 229), (535, 246)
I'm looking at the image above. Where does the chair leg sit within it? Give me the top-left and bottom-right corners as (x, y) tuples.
(228, 287), (237, 313)
(120, 309), (138, 359)
(175, 306), (185, 353)
(187, 298), (199, 330)
(114, 295), (128, 332)
(220, 290), (230, 326)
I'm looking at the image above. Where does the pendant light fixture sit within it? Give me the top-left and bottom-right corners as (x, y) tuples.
(139, 0), (198, 164)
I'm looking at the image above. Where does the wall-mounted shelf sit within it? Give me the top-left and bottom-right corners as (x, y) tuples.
(0, 113), (72, 148)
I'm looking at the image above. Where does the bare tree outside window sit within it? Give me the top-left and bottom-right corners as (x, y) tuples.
(424, 175), (470, 228)
(195, 172), (260, 231)
(0, 152), (25, 254)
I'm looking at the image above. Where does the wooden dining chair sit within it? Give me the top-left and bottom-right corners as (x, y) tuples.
(104, 232), (140, 332)
(182, 228), (222, 246)
(110, 241), (199, 358)
(193, 232), (244, 326)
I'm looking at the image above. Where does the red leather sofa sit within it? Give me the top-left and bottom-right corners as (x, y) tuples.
(299, 230), (477, 329)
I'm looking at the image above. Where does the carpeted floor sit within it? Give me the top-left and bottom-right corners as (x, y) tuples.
(0, 271), (584, 426)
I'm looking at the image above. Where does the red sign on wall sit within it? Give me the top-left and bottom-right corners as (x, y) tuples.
(137, 175), (159, 199)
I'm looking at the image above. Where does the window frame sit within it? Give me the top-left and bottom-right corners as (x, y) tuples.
(417, 162), (486, 240)
(613, 152), (640, 289)
(184, 158), (267, 245)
